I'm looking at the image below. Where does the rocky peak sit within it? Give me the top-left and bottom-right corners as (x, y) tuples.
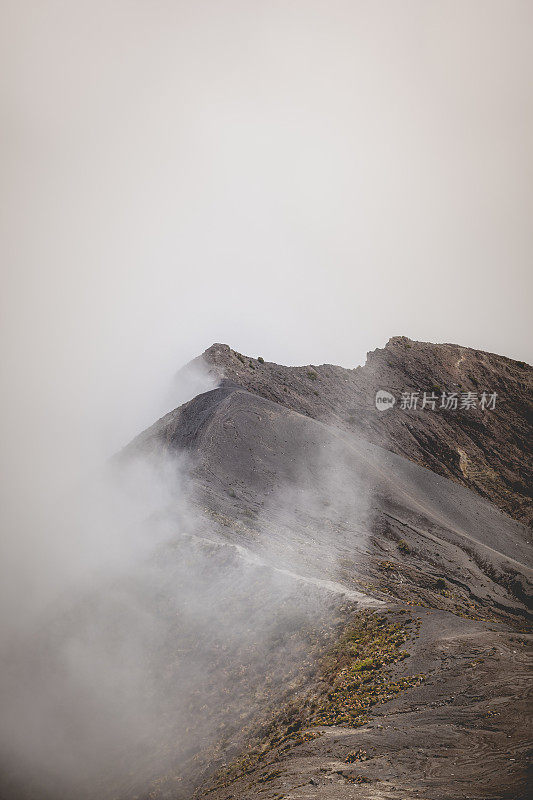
(198, 339), (532, 525)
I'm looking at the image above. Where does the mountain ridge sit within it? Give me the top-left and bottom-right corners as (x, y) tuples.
(124, 343), (532, 799)
(190, 336), (532, 525)
(3, 338), (530, 800)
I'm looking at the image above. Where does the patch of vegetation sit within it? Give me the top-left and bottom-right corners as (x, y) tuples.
(257, 769), (283, 783)
(435, 577), (447, 591)
(235, 352), (246, 364)
(397, 539), (411, 554)
(249, 361), (255, 369)
(205, 729), (322, 795)
(257, 356), (265, 364)
(307, 370), (318, 380)
(345, 748), (368, 763)
(312, 613), (423, 727)
(203, 612), (423, 795)
(351, 656), (376, 672)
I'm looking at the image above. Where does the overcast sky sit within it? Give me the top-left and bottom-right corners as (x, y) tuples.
(1, 1), (532, 488)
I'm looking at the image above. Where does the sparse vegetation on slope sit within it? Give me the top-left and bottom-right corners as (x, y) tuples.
(200, 611), (424, 795)
(312, 612), (424, 727)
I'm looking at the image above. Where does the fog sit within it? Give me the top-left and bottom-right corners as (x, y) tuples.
(1, 1), (532, 487)
(0, 363), (373, 799)
(0, 2), (531, 797)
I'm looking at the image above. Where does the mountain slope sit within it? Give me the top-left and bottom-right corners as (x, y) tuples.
(194, 337), (532, 525)
(131, 380), (531, 614)
(2, 340), (530, 800)
(125, 365), (532, 800)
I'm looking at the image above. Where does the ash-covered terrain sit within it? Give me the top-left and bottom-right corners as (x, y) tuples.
(1, 338), (531, 800)
(196, 338), (532, 526)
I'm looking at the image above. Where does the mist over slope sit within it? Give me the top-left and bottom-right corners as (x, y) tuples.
(196, 337), (532, 525)
(125, 340), (531, 799)
(0, 339), (531, 800)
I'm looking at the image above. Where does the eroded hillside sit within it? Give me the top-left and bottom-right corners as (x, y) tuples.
(125, 366), (532, 800)
(1, 341), (530, 800)
(194, 338), (532, 525)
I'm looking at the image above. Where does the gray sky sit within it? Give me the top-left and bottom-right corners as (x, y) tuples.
(1, 1), (532, 487)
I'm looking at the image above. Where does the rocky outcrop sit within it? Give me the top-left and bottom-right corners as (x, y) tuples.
(125, 357), (532, 800)
(196, 337), (532, 525)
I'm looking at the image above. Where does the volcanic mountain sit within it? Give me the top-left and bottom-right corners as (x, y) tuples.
(194, 337), (532, 526)
(122, 337), (531, 800)
(1, 338), (531, 800)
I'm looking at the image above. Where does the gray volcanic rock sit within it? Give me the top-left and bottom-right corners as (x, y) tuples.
(131, 381), (532, 617)
(194, 338), (532, 525)
(123, 364), (532, 800)
(3, 341), (530, 800)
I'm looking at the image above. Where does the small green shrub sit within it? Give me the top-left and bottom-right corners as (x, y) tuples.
(257, 356), (264, 364)
(351, 657), (376, 673)
(345, 749), (367, 763)
(307, 370), (318, 380)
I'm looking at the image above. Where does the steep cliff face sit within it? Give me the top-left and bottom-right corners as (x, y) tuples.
(196, 337), (532, 525)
